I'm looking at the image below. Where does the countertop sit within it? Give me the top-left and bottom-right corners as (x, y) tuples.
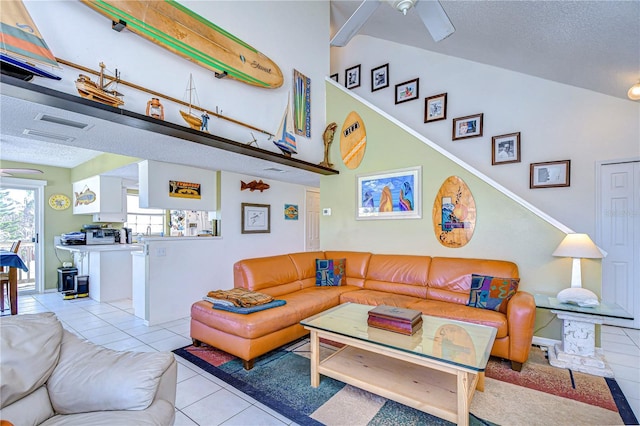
(56, 244), (143, 252)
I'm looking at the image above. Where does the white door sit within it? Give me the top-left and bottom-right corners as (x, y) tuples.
(305, 189), (320, 251)
(597, 160), (640, 328)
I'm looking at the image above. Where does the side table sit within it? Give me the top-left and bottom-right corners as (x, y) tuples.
(535, 294), (633, 377)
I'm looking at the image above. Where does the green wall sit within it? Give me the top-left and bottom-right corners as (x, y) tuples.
(321, 82), (603, 341)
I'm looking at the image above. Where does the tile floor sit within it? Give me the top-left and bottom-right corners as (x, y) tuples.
(9, 293), (640, 425)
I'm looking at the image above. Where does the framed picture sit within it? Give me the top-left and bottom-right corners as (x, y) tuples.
(491, 132), (521, 165)
(330, 73), (338, 82)
(452, 113), (483, 140)
(356, 166), (422, 220)
(395, 78), (419, 104)
(241, 203), (270, 233)
(424, 93), (447, 123)
(284, 204), (298, 220)
(371, 63), (389, 92)
(345, 65), (361, 89)
(530, 160), (571, 189)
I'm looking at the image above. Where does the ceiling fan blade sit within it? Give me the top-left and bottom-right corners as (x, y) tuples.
(415, 0), (455, 42)
(0, 168), (44, 176)
(330, 0), (382, 47)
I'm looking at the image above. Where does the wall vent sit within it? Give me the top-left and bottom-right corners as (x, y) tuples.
(34, 113), (91, 130)
(22, 129), (76, 142)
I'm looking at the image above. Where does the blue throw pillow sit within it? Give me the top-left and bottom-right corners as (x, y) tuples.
(467, 274), (519, 313)
(316, 258), (346, 286)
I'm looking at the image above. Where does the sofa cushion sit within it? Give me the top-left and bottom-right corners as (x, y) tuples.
(316, 258), (345, 286)
(234, 254), (302, 297)
(0, 386), (54, 426)
(364, 254), (430, 298)
(290, 251), (326, 288)
(324, 251), (372, 287)
(40, 399), (175, 426)
(0, 312), (63, 408)
(468, 274), (519, 313)
(340, 289), (422, 308)
(47, 330), (174, 414)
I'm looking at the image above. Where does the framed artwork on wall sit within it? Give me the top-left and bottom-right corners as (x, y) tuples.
(424, 92), (447, 123)
(371, 63), (389, 92)
(530, 160), (571, 189)
(356, 166), (422, 220)
(452, 113), (483, 140)
(241, 203), (271, 233)
(330, 73), (338, 82)
(345, 65), (361, 89)
(395, 78), (419, 104)
(491, 132), (521, 165)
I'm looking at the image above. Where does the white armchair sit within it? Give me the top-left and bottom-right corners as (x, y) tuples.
(0, 313), (177, 425)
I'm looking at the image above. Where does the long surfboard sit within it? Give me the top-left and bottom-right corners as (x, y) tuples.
(80, 0), (283, 89)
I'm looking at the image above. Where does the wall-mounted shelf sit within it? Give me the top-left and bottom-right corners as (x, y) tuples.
(0, 75), (338, 177)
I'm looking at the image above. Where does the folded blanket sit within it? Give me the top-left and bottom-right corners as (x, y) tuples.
(202, 296), (234, 306)
(211, 299), (286, 314)
(206, 288), (274, 307)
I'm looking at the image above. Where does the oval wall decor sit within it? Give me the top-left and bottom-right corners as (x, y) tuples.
(432, 176), (476, 248)
(340, 111), (366, 169)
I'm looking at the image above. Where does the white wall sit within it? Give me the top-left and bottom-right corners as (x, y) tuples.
(26, 0), (330, 165)
(331, 36), (640, 235)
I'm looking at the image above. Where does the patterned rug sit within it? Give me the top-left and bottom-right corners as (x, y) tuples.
(174, 339), (637, 425)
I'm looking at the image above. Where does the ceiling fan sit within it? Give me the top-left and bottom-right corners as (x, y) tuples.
(331, 0), (455, 47)
(0, 168), (44, 177)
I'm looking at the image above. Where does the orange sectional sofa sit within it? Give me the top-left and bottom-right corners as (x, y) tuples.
(190, 251), (536, 371)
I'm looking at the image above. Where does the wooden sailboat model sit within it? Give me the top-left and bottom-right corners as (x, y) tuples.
(180, 74), (204, 131)
(75, 62), (124, 107)
(0, 0), (60, 81)
(273, 95), (297, 156)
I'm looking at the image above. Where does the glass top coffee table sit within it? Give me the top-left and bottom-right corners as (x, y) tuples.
(301, 303), (497, 426)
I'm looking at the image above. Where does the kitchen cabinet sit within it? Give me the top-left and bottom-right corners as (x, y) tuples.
(73, 175), (126, 220)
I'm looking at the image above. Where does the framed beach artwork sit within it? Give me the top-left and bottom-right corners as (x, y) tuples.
(492, 132), (521, 165)
(424, 93), (447, 123)
(356, 166), (422, 220)
(452, 113), (483, 140)
(395, 78), (419, 104)
(293, 69), (311, 137)
(345, 64), (361, 89)
(371, 63), (389, 92)
(241, 203), (271, 233)
(530, 160), (571, 189)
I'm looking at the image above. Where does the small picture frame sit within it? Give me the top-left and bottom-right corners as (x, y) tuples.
(330, 73), (338, 83)
(395, 78), (419, 104)
(452, 113), (483, 140)
(491, 132), (521, 165)
(530, 160), (571, 189)
(241, 203), (271, 233)
(370, 63), (389, 92)
(424, 93), (447, 123)
(345, 65), (361, 89)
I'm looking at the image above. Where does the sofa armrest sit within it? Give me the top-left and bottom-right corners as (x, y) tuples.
(506, 291), (536, 364)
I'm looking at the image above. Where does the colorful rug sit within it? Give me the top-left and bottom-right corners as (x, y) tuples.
(174, 339), (637, 425)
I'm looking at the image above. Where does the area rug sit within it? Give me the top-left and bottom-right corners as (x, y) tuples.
(174, 339), (637, 425)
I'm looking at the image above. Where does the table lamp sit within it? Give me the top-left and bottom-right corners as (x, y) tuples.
(552, 233), (604, 307)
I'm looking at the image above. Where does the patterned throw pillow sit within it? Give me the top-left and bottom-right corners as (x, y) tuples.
(467, 274), (519, 313)
(315, 258), (346, 286)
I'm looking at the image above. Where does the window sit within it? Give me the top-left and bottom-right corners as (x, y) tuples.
(125, 194), (166, 236)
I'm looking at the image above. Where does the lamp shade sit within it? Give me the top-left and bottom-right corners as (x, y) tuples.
(552, 233), (603, 259)
(628, 82), (640, 101)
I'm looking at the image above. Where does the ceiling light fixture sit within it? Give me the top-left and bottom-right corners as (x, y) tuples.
(628, 81), (640, 101)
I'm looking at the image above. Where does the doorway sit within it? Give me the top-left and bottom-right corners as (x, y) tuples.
(305, 189), (320, 251)
(596, 159), (640, 329)
(0, 177), (45, 294)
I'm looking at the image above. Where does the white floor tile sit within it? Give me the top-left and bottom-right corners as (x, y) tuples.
(181, 389), (251, 425)
(610, 363), (640, 383)
(177, 362), (200, 383)
(601, 332), (636, 345)
(253, 401), (294, 425)
(617, 378), (640, 400)
(103, 337), (146, 351)
(602, 325), (627, 335)
(175, 375), (223, 410)
(606, 351), (640, 369)
(174, 410), (199, 426)
(149, 335), (192, 352)
(80, 324), (121, 339)
(603, 341), (640, 356)
(86, 330), (131, 346)
(136, 329), (178, 344)
(222, 405), (287, 426)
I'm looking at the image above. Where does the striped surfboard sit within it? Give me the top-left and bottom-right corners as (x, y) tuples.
(81, 0), (283, 89)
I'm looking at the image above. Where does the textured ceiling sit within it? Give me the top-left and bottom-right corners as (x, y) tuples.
(1, 0), (638, 184)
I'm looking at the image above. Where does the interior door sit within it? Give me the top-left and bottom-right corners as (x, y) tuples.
(305, 189), (320, 252)
(597, 160), (640, 328)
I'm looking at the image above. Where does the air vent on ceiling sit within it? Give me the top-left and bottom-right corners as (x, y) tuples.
(22, 129), (76, 142)
(34, 113), (91, 130)
(264, 167), (286, 173)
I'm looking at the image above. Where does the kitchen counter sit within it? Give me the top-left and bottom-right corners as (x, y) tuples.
(56, 244), (143, 252)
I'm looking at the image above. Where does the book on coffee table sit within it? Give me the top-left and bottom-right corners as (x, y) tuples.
(367, 305), (423, 335)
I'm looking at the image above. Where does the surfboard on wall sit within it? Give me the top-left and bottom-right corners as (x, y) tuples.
(433, 176), (476, 248)
(80, 0), (283, 89)
(340, 111), (366, 169)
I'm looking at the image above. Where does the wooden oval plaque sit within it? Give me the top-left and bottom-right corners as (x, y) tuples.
(340, 111), (367, 169)
(432, 176), (476, 248)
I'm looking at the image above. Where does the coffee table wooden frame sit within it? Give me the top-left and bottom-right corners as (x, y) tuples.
(305, 324), (491, 426)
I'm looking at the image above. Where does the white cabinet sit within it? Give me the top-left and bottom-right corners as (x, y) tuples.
(73, 176), (126, 221)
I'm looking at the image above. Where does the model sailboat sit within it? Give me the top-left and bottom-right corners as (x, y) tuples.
(273, 95), (297, 156)
(180, 74), (205, 131)
(0, 0), (60, 81)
